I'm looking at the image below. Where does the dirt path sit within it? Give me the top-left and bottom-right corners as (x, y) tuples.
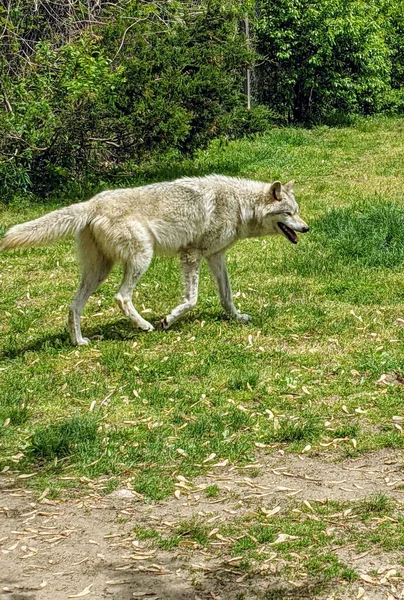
(1, 450), (404, 600)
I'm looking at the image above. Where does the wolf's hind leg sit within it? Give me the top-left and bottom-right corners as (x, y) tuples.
(207, 251), (250, 322)
(162, 251), (201, 329)
(115, 251), (154, 331)
(68, 228), (113, 346)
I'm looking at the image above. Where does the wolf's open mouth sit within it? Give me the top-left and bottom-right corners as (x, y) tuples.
(278, 222), (298, 244)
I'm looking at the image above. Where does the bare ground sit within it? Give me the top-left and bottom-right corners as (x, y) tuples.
(1, 450), (404, 600)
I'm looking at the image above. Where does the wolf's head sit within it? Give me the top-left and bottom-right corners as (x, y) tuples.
(264, 180), (309, 244)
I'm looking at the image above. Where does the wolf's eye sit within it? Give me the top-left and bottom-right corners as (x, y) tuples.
(285, 212), (292, 216)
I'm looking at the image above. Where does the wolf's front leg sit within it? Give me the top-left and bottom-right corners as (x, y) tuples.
(162, 251), (201, 329)
(207, 251), (250, 323)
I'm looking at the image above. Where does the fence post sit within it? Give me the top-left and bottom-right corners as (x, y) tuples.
(244, 16), (251, 109)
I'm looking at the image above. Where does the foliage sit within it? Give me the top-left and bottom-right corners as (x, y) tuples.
(1, 0), (404, 199)
(28, 414), (99, 461)
(254, 0), (397, 123)
(0, 0), (254, 199)
(380, 0), (404, 111)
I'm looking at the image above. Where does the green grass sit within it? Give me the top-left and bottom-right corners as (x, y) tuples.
(131, 500), (370, 591)
(1, 115), (404, 501)
(28, 414), (100, 461)
(357, 493), (393, 517)
(128, 495), (404, 591)
(205, 484), (219, 498)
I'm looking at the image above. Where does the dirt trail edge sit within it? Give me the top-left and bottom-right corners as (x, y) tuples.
(1, 450), (404, 600)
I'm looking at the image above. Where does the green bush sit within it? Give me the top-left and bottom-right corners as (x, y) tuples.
(0, 0), (254, 200)
(220, 104), (280, 138)
(380, 0), (404, 112)
(1, 0), (404, 200)
(255, 0), (392, 123)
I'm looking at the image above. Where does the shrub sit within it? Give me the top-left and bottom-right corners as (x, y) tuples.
(0, 0), (254, 200)
(255, 0), (392, 123)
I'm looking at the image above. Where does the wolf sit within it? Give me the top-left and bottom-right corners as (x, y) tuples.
(1, 175), (309, 345)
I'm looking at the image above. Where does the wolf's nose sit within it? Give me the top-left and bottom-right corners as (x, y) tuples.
(302, 225), (309, 233)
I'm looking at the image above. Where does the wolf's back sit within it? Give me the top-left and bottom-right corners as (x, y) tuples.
(0, 203), (90, 251)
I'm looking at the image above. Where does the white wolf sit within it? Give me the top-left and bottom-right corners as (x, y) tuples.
(1, 175), (309, 345)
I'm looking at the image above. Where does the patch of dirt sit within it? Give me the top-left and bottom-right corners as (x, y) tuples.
(1, 450), (404, 600)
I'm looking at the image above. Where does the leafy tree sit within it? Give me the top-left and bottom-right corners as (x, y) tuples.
(0, 1), (255, 199)
(255, 0), (392, 123)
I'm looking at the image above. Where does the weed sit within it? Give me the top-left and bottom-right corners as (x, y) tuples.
(205, 484), (219, 498)
(358, 493), (392, 516)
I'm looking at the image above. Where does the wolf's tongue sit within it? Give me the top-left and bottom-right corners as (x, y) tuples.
(278, 222), (298, 244)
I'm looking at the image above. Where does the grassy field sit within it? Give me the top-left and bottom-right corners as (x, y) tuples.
(1, 117), (404, 595)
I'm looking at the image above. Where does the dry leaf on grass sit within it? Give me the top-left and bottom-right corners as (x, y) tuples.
(303, 500), (314, 512)
(359, 573), (377, 585)
(67, 584), (93, 598)
(178, 540), (197, 548)
(262, 506), (281, 517)
(271, 533), (298, 545)
(212, 459), (228, 467)
(38, 488), (50, 502)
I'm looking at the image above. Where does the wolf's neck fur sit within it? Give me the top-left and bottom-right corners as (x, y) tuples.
(238, 183), (273, 239)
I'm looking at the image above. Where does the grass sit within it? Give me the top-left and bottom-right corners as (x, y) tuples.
(129, 499), (391, 592)
(3, 118), (404, 594)
(28, 413), (99, 461)
(1, 115), (404, 503)
(205, 484), (219, 498)
(358, 492), (393, 517)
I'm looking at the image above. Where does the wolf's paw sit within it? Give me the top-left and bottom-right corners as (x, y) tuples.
(237, 313), (251, 323)
(141, 323), (155, 332)
(160, 317), (170, 330)
(76, 337), (90, 346)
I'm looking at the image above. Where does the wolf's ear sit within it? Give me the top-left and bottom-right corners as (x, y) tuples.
(270, 181), (282, 201)
(284, 179), (295, 191)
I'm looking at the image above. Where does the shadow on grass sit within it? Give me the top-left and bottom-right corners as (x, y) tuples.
(0, 310), (232, 360)
(0, 322), (135, 360)
(0, 332), (72, 361)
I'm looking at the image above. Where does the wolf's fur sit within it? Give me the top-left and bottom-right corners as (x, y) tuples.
(1, 175), (309, 345)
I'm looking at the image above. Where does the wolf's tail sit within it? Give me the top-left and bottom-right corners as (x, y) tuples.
(0, 203), (91, 251)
